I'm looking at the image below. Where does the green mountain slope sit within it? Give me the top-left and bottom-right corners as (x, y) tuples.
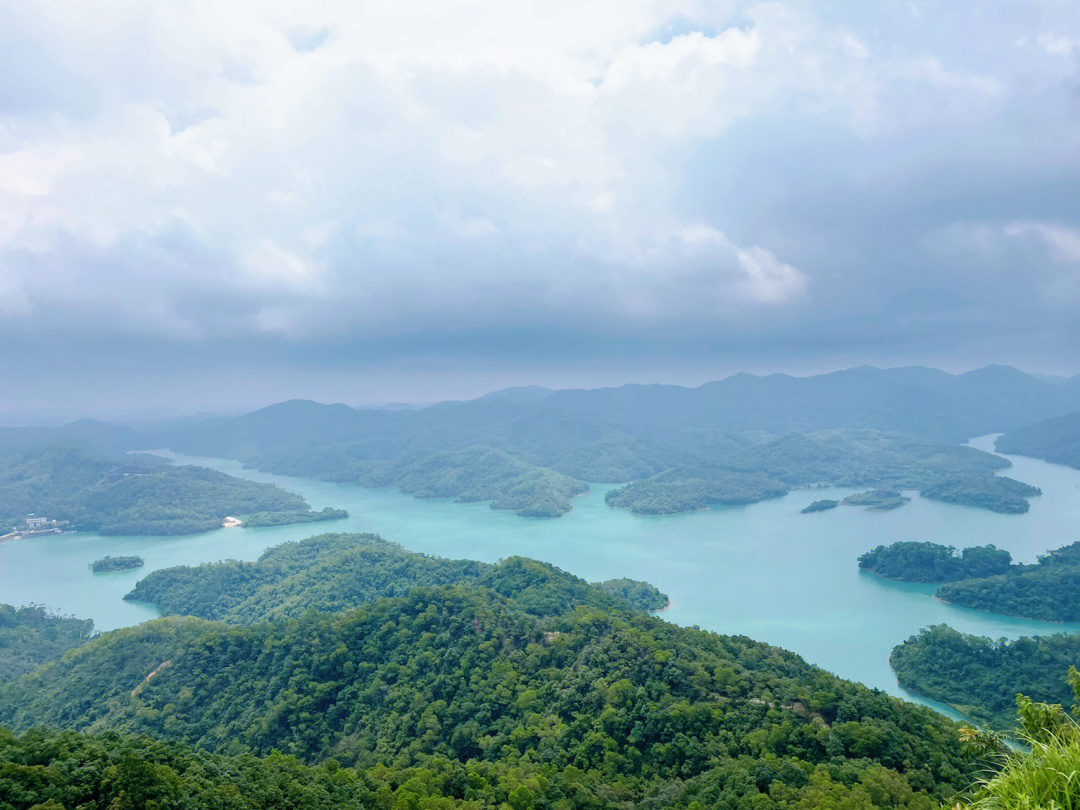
(124, 533), (667, 623)
(2, 561), (973, 808)
(0, 604), (93, 680)
(891, 626), (1080, 731)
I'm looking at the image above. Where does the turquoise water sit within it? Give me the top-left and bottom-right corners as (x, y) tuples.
(3, 435), (1080, 708)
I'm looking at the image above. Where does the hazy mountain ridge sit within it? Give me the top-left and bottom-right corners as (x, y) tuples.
(3, 365), (1071, 519)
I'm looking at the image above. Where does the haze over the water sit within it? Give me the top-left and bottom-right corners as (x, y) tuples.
(2, 2), (1079, 418)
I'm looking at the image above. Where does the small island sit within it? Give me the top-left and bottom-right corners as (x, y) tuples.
(91, 555), (145, 573)
(842, 487), (911, 511)
(801, 499), (838, 513)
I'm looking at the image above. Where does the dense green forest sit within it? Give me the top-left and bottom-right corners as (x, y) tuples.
(594, 578), (669, 611)
(858, 542), (1012, 583)
(0, 446), (347, 535)
(1, 558), (975, 809)
(125, 533), (668, 624)
(996, 410), (1080, 469)
(890, 625), (1080, 730)
(0, 604), (93, 680)
(0, 726), (391, 810)
(936, 541), (1080, 621)
(91, 555), (144, 572)
(800, 499), (838, 513)
(133, 368), (1059, 518)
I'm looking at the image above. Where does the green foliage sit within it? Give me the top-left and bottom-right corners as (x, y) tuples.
(0, 604), (94, 680)
(0, 565), (974, 808)
(858, 542), (1011, 583)
(801, 499), (838, 513)
(0, 446), (346, 535)
(91, 555), (144, 572)
(594, 578), (669, 611)
(890, 626), (1080, 730)
(936, 541), (1080, 621)
(0, 726), (379, 810)
(955, 669), (1080, 808)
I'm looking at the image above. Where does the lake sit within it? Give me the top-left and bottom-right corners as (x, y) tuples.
(3, 434), (1080, 711)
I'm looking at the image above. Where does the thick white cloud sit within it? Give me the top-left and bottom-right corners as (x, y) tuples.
(0, 0), (1077, 357)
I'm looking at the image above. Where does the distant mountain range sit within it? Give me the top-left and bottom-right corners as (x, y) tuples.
(5, 364), (1080, 518)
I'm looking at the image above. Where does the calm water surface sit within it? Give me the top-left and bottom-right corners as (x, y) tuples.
(3, 435), (1080, 709)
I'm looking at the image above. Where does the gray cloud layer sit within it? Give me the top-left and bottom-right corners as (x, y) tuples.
(1, 1), (1079, 413)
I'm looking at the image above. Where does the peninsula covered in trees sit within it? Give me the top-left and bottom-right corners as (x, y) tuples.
(859, 541), (1012, 582)
(859, 540), (1080, 622)
(125, 532), (668, 623)
(0, 446), (347, 536)
(936, 541), (1080, 621)
(890, 625), (1080, 731)
(996, 410), (1080, 469)
(1, 552), (975, 809)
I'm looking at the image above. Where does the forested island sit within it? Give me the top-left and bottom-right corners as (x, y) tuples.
(91, 555), (144, 572)
(891, 625), (1080, 730)
(842, 487), (911, 510)
(0, 548), (975, 809)
(801, 498), (838, 513)
(859, 540), (1080, 621)
(0, 604), (93, 680)
(0, 446), (347, 536)
(859, 541), (1012, 582)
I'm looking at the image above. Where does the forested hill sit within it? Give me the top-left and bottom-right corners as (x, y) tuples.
(935, 541), (1080, 621)
(1, 559), (974, 808)
(891, 625), (1080, 731)
(125, 532), (669, 623)
(996, 410), (1080, 469)
(0, 605), (93, 680)
(0, 446), (346, 535)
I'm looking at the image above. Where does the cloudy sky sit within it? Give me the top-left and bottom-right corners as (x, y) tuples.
(2, 1), (1079, 418)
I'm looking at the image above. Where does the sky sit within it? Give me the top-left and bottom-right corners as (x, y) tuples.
(2, 1), (1079, 418)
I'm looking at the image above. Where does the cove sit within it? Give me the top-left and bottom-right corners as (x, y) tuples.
(3, 435), (1080, 709)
